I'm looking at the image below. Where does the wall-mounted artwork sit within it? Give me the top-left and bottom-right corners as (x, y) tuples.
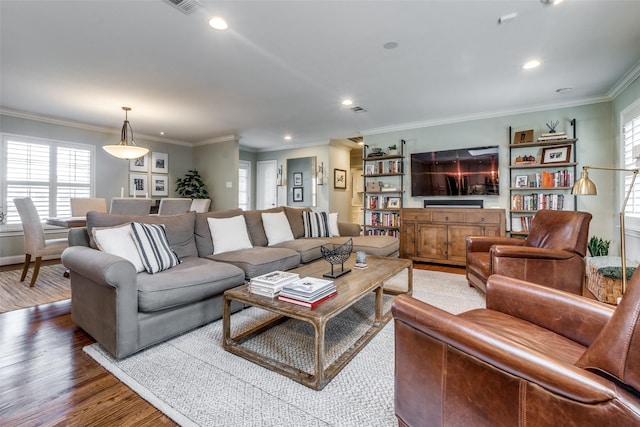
(129, 173), (148, 197)
(152, 152), (169, 173)
(334, 168), (347, 189)
(293, 187), (303, 202)
(130, 154), (149, 172)
(151, 175), (169, 196)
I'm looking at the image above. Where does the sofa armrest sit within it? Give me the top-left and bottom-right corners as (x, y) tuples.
(392, 294), (617, 403)
(61, 246), (139, 358)
(466, 235), (524, 253)
(486, 275), (614, 346)
(68, 227), (90, 247)
(338, 221), (361, 237)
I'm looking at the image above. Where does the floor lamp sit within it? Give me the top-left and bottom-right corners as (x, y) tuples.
(572, 165), (639, 294)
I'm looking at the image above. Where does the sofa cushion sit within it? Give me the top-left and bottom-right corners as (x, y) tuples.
(283, 206), (312, 239)
(262, 211), (294, 246)
(136, 258), (245, 312)
(207, 215), (253, 255)
(303, 211), (330, 238)
(207, 246), (300, 279)
(326, 235), (399, 257)
(243, 207), (283, 247)
(92, 224), (145, 273)
(86, 211), (197, 259)
(131, 222), (181, 274)
(194, 209), (244, 257)
(273, 238), (329, 263)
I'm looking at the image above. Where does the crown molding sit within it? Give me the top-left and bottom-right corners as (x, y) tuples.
(193, 134), (239, 146)
(360, 96), (611, 136)
(0, 108), (191, 146)
(608, 59), (640, 99)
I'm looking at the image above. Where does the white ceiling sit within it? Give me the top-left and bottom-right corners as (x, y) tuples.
(2, 0), (640, 151)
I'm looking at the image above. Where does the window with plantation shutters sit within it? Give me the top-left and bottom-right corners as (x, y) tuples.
(2, 135), (94, 225)
(623, 101), (640, 216)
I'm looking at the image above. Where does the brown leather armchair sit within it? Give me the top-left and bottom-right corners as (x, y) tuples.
(392, 273), (640, 427)
(466, 209), (592, 294)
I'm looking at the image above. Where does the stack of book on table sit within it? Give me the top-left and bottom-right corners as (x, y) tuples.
(249, 271), (300, 297)
(277, 277), (337, 308)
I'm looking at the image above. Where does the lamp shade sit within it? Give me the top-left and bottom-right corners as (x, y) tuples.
(572, 169), (598, 195)
(103, 107), (149, 160)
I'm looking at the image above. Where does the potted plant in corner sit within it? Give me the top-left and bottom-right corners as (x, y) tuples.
(176, 169), (209, 199)
(388, 144), (398, 156)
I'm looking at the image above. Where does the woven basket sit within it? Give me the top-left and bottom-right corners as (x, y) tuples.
(587, 262), (622, 304)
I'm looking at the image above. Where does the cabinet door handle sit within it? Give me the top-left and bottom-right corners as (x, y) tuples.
(481, 217), (485, 222)
(445, 216), (449, 221)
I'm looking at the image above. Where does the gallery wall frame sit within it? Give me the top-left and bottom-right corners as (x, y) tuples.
(151, 175), (169, 196)
(152, 152), (169, 173)
(130, 154), (149, 172)
(293, 187), (303, 202)
(129, 173), (148, 197)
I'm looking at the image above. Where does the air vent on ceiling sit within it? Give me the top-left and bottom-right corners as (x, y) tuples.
(164, 0), (202, 15)
(350, 106), (367, 113)
(348, 136), (364, 143)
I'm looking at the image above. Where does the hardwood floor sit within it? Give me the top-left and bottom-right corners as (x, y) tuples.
(0, 261), (463, 426)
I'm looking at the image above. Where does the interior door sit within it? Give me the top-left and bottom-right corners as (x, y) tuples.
(256, 160), (277, 209)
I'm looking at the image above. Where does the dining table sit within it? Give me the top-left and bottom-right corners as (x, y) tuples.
(45, 216), (87, 277)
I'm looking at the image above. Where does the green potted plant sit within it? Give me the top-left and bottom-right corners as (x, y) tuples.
(175, 169), (209, 199)
(588, 236), (610, 257)
(388, 144), (398, 155)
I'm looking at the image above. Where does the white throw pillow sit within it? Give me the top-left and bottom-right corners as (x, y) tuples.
(130, 222), (181, 274)
(261, 211), (294, 246)
(328, 212), (340, 237)
(92, 224), (145, 273)
(208, 215), (253, 255)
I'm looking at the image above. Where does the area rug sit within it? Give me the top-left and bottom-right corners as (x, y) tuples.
(84, 269), (485, 426)
(0, 264), (71, 313)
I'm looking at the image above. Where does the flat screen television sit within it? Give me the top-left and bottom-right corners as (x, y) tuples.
(411, 146), (499, 196)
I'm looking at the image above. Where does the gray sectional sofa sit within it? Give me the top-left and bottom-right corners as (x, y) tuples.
(61, 206), (399, 359)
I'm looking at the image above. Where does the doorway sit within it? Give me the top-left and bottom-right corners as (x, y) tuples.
(256, 160), (277, 209)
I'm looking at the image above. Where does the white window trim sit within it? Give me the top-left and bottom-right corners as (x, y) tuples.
(238, 160), (252, 211)
(1, 132), (96, 230)
(621, 97), (640, 231)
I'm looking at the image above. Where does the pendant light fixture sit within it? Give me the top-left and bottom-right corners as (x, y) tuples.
(103, 107), (149, 160)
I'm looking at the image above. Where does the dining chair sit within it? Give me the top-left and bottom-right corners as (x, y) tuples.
(190, 198), (211, 213)
(158, 198), (193, 215)
(13, 197), (69, 287)
(109, 198), (153, 215)
(70, 197), (108, 216)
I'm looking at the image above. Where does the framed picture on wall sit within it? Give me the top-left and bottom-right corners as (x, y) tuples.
(129, 173), (148, 197)
(151, 175), (169, 196)
(293, 172), (303, 186)
(293, 187), (303, 202)
(129, 154), (149, 172)
(334, 168), (347, 189)
(151, 152), (169, 173)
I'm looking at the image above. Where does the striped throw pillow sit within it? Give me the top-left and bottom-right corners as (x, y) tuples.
(302, 211), (330, 238)
(130, 222), (181, 274)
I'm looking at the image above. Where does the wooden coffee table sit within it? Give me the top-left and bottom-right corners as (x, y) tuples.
(222, 254), (412, 390)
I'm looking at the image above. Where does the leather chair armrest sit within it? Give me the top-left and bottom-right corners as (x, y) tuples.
(392, 294), (617, 403)
(466, 235), (524, 253)
(338, 221), (361, 236)
(486, 275), (614, 346)
(491, 245), (575, 260)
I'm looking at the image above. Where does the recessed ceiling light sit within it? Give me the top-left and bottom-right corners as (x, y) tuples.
(523, 60), (541, 70)
(342, 99), (353, 106)
(160, 131), (165, 135)
(284, 135), (292, 140)
(383, 41), (398, 50)
(208, 16), (228, 30)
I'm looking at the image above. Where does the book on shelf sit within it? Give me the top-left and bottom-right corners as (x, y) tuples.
(537, 134), (568, 141)
(278, 290), (338, 308)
